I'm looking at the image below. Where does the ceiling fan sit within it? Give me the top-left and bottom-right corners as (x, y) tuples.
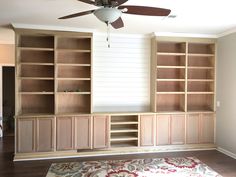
(59, 0), (171, 29)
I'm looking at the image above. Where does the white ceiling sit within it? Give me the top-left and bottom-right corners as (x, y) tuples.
(0, 0), (236, 35)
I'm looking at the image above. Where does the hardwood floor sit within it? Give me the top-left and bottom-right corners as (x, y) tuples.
(0, 136), (236, 177)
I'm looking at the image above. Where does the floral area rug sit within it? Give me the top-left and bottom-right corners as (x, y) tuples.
(46, 157), (222, 177)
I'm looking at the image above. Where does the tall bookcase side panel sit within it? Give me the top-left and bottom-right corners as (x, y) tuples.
(150, 38), (157, 112)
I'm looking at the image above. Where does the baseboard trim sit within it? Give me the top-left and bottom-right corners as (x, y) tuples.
(217, 147), (236, 159)
(14, 144), (216, 161)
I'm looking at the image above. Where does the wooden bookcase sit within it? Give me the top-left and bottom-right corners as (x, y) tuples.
(151, 37), (216, 113)
(14, 30), (216, 160)
(15, 29), (93, 116)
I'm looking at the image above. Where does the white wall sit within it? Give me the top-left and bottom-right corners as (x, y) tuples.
(93, 33), (151, 112)
(217, 33), (236, 156)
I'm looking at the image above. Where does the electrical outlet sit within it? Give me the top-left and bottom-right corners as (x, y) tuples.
(216, 101), (220, 107)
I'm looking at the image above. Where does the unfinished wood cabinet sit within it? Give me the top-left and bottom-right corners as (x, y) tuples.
(93, 116), (109, 149)
(186, 114), (199, 144)
(56, 117), (73, 150)
(200, 113), (214, 143)
(17, 117), (55, 153)
(156, 115), (170, 145)
(36, 118), (54, 152)
(170, 114), (185, 145)
(74, 116), (92, 150)
(17, 118), (35, 153)
(140, 115), (155, 146)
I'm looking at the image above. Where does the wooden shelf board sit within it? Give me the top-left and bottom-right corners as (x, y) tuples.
(110, 143), (137, 148)
(20, 62), (54, 66)
(56, 49), (91, 53)
(188, 66), (214, 69)
(157, 52), (186, 56)
(157, 79), (185, 82)
(16, 113), (55, 118)
(56, 78), (91, 81)
(18, 47), (54, 51)
(57, 92), (91, 95)
(19, 77), (54, 80)
(157, 66), (185, 69)
(110, 129), (138, 133)
(57, 63), (91, 67)
(187, 79), (214, 82)
(188, 53), (214, 57)
(187, 92), (214, 94)
(156, 92), (185, 94)
(111, 122), (138, 125)
(110, 136), (138, 141)
(19, 92), (54, 95)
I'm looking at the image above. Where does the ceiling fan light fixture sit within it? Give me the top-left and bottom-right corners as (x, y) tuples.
(94, 7), (122, 23)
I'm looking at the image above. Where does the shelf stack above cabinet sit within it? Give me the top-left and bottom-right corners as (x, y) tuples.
(16, 34), (55, 115)
(55, 36), (92, 114)
(151, 37), (216, 113)
(15, 29), (93, 116)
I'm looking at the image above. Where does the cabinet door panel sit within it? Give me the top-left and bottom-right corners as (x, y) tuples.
(140, 115), (155, 146)
(93, 116), (108, 149)
(156, 115), (170, 145)
(37, 118), (54, 152)
(17, 118), (35, 153)
(75, 116), (91, 149)
(57, 117), (73, 150)
(186, 114), (199, 144)
(171, 115), (185, 145)
(200, 113), (214, 143)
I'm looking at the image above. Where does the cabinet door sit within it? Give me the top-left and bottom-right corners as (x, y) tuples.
(17, 118), (35, 153)
(156, 115), (170, 145)
(171, 114), (185, 145)
(37, 118), (54, 152)
(186, 114), (199, 144)
(200, 113), (214, 143)
(140, 115), (155, 146)
(57, 117), (73, 150)
(93, 116), (109, 149)
(74, 116), (92, 149)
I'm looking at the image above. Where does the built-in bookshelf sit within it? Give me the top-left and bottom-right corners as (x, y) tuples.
(151, 38), (216, 113)
(15, 30), (93, 116)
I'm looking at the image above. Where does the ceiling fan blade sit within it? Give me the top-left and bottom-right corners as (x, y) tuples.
(111, 17), (124, 29)
(58, 10), (95, 19)
(78, 0), (96, 5)
(118, 5), (171, 16)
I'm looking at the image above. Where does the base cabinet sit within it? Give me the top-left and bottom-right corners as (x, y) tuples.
(200, 113), (214, 143)
(156, 115), (170, 145)
(74, 116), (92, 149)
(93, 116), (109, 149)
(56, 117), (73, 150)
(17, 117), (54, 153)
(17, 118), (35, 153)
(37, 118), (54, 152)
(186, 113), (215, 144)
(140, 115), (155, 146)
(171, 115), (185, 145)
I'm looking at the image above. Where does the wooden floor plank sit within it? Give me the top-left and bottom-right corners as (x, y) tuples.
(0, 136), (236, 177)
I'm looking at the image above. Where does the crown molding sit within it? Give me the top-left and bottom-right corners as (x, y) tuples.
(153, 32), (217, 38)
(217, 27), (236, 38)
(11, 23), (97, 33)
